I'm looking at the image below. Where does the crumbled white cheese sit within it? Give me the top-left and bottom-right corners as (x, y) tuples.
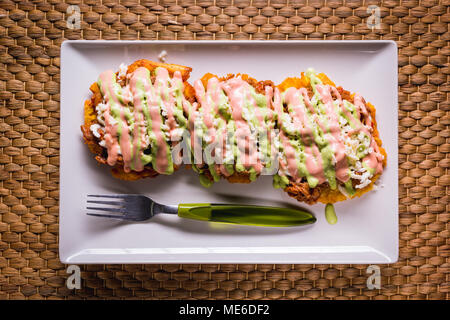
(273, 135), (281, 150)
(373, 180), (385, 191)
(118, 63), (127, 78)
(358, 132), (365, 141)
(109, 117), (118, 126)
(224, 148), (234, 163)
(122, 85), (132, 102)
(99, 140), (106, 147)
(194, 112), (204, 128)
(90, 123), (102, 138)
(214, 147), (222, 157)
(204, 134), (212, 143)
(95, 103), (107, 125)
(338, 184), (350, 198)
(158, 50), (168, 63)
(353, 169), (372, 189)
(171, 128), (184, 141)
(357, 165), (366, 173)
(355, 178), (371, 189)
(97, 115), (105, 126)
(160, 104), (168, 118)
(97, 103), (107, 112)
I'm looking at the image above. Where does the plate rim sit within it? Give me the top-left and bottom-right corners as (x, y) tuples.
(59, 40), (398, 264)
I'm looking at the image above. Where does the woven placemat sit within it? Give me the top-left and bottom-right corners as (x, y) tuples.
(0, 0), (448, 300)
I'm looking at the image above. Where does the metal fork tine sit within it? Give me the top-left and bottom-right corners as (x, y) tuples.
(86, 194), (156, 222)
(87, 200), (124, 206)
(87, 213), (126, 220)
(87, 194), (128, 199)
(86, 206), (125, 213)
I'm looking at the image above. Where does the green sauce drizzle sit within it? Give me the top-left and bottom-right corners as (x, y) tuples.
(325, 203), (337, 225)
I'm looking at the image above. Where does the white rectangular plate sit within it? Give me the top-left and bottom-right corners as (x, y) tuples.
(60, 40), (398, 264)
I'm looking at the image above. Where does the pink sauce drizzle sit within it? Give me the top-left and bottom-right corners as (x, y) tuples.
(221, 78), (263, 174)
(314, 84), (349, 182)
(353, 94), (372, 127)
(194, 78), (218, 146)
(353, 93), (383, 174)
(194, 77), (266, 176)
(283, 87), (326, 184)
(272, 81), (384, 184)
(268, 87), (288, 172)
(98, 70), (131, 168)
(159, 69), (181, 139)
(97, 68), (383, 181)
(99, 67), (189, 174)
(145, 67), (176, 173)
(194, 77), (221, 175)
(185, 97), (202, 165)
(128, 68), (149, 172)
(263, 87), (278, 171)
(333, 89), (383, 175)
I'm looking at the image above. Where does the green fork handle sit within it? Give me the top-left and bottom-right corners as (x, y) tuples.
(177, 203), (316, 227)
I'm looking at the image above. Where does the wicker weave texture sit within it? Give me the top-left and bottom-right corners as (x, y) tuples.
(0, 0), (448, 300)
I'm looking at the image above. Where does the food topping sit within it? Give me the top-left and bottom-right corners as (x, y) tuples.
(91, 66), (385, 196)
(96, 66), (190, 174)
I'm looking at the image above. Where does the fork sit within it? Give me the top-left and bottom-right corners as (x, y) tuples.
(86, 194), (316, 227)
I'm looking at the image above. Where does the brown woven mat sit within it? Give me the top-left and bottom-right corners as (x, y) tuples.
(0, 0), (448, 300)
